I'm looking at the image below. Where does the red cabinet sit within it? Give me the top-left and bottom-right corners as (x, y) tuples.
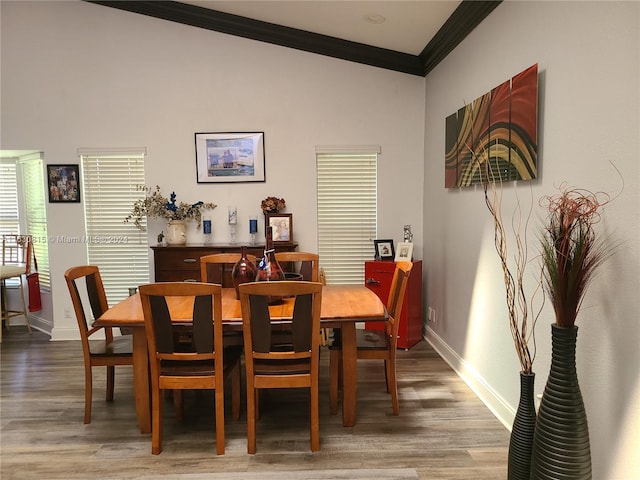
(364, 260), (423, 349)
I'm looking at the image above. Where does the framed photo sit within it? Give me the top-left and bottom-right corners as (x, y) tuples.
(195, 132), (265, 183)
(395, 242), (414, 262)
(266, 213), (293, 244)
(47, 164), (80, 203)
(374, 239), (395, 261)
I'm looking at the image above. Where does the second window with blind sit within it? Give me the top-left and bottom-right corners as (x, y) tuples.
(80, 149), (150, 305)
(316, 147), (378, 285)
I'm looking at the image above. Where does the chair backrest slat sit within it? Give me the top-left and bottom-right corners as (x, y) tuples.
(149, 295), (175, 353)
(292, 293), (313, 351)
(248, 294), (272, 353)
(85, 272), (107, 321)
(193, 295), (214, 353)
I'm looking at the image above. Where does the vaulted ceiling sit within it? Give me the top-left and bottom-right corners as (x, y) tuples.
(85, 1), (502, 76)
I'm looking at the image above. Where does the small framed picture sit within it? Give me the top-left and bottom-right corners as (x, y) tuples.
(47, 164), (80, 203)
(395, 242), (413, 262)
(266, 213), (293, 244)
(373, 239), (395, 261)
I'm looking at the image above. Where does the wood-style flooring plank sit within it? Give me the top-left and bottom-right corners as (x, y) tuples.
(0, 327), (508, 479)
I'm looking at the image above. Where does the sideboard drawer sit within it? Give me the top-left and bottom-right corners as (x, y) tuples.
(157, 251), (212, 271)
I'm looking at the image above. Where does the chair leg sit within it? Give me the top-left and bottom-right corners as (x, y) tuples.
(329, 349), (341, 415)
(246, 384), (257, 454)
(84, 365), (93, 424)
(231, 362), (241, 421)
(310, 381), (320, 452)
(151, 385), (163, 454)
(215, 387), (226, 455)
(320, 328), (329, 346)
(387, 356), (399, 416)
(173, 390), (184, 422)
(106, 365), (115, 401)
(17, 279), (31, 334)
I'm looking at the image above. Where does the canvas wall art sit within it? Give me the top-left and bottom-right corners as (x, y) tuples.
(445, 64), (538, 188)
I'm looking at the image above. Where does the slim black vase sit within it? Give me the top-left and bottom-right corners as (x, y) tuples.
(530, 324), (592, 480)
(508, 372), (536, 480)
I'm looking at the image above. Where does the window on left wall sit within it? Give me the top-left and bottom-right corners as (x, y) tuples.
(0, 152), (51, 288)
(80, 148), (150, 305)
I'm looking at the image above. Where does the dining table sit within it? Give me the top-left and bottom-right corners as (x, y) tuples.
(95, 284), (387, 433)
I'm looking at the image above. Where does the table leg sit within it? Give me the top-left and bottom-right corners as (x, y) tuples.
(132, 327), (151, 434)
(340, 322), (357, 427)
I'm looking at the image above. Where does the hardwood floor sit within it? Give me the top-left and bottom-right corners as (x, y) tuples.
(0, 327), (508, 479)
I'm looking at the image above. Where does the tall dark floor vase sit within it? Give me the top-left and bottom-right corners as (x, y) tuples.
(530, 324), (592, 480)
(508, 372), (536, 480)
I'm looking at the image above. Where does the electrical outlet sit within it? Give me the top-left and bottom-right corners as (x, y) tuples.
(64, 308), (72, 320)
(428, 306), (437, 324)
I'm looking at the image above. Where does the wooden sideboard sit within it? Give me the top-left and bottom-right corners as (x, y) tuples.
(151, 243), (298, 286)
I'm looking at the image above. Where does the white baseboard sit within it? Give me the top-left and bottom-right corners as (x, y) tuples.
(424, 326), (515, 431)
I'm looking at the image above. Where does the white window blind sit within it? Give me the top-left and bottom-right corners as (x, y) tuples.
(0, 161), (19, 236)
(316, 148), (378, 284)
(20, 155), (51, 288)
(80, 149), (150, 305)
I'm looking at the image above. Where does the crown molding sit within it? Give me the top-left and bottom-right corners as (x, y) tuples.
(85, 1), (501, 77)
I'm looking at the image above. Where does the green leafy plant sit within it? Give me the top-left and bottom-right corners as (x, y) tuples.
(124, 185), (216, 231)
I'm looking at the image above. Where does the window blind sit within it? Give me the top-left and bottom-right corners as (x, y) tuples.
(0, 161), (19, 236)
(316, 149), (378, 285)
(20, 155), (51, 288)
(80, 149), (150, 305)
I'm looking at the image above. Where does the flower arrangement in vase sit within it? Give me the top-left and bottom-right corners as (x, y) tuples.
(531, 183), (616, 480)
(260, 196), (285, 214)
(124, 185), (216, 232)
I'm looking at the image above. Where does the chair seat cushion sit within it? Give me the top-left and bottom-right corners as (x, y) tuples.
(254, 358), (311, 375)
(89, 335), (133, 356)
(0, 265), (27, 280)
(161, 360), (215, 376)
(355, 329), (390, 350)
(160, 345), (243, 377)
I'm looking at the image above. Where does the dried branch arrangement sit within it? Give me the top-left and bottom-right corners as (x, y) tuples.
(483, 168), (541, 374)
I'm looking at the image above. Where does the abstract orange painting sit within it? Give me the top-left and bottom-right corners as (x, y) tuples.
(445, 64), (538, 187)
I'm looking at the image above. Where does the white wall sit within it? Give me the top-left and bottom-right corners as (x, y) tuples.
(423, 2), (639, 479)
(1, 1), (425, 339)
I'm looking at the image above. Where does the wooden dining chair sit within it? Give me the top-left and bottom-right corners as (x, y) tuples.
(200, 253), (257, 347)
(200, 253), (257, 286)
(139, 281), (242, 455)
(274, 251), (331, 345)
(238, 280), (323, 453)
(328, 261), (413, 416)
(274, 251), (319, 282)
(64, 265), (133, 424)
(1, 234), (33, 341)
